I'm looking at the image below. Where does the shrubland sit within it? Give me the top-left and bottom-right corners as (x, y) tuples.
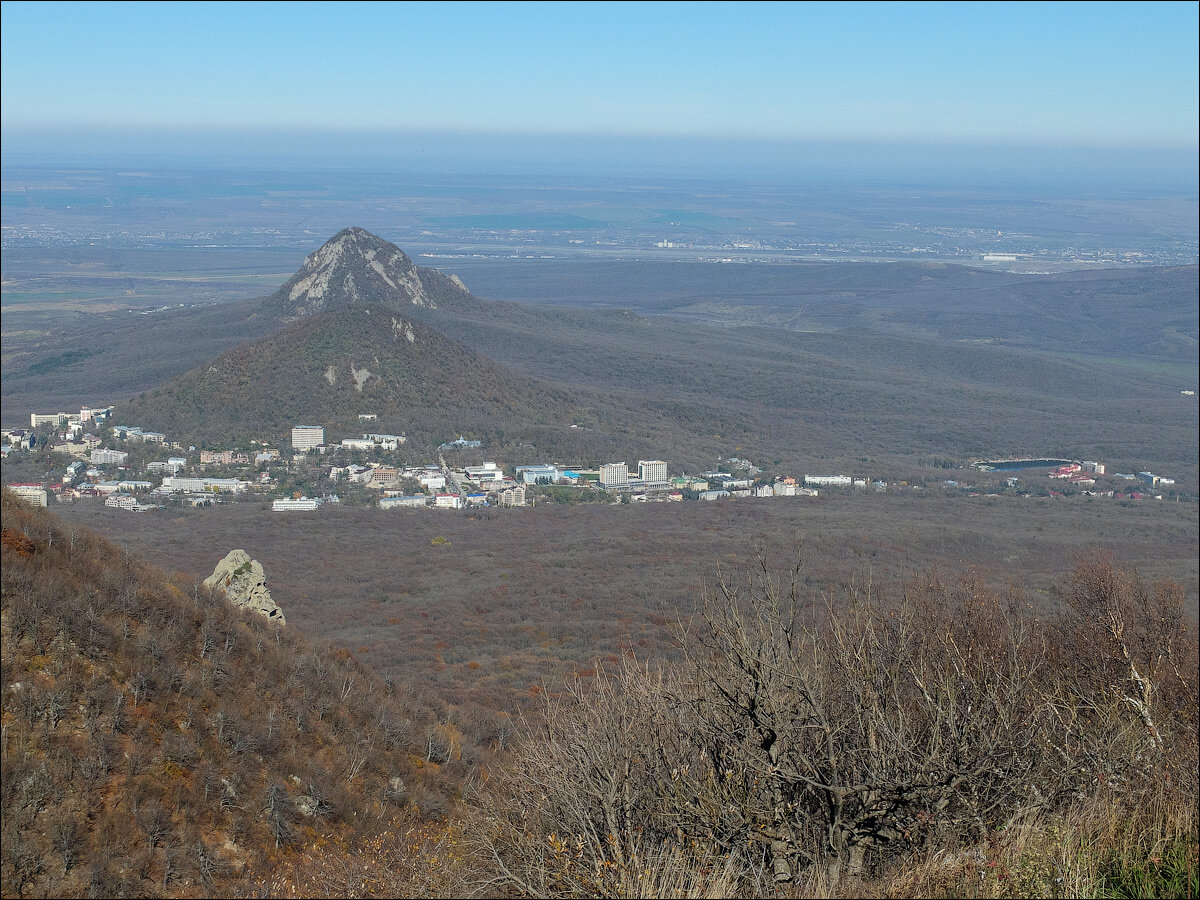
(0, 490), (460, 898)
(456, 553), (1197, 898)
(3, 490), (1196, 898)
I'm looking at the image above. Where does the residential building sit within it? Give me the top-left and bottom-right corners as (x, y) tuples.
(201, 450), (250, 465)
(8, 483), (48, 507)
(369, 467), (401, 488)
(499, 485), (527, 507)
(804, 475), (852, 487)
(146, 459), (186, 475)
(434, 493), (462, 509)
(340, 438), (376, 452)
(159, 476), (248, 493)
(291, 425), (325, 451)
(31, 413), (71, 428)
(638, 460), (669, 487)
(91, 448), (129, 466)
(380, 495), (428, 509)
(105, 494), (155, 512)
(273, 497), (319, 511)
(418, 472), (446, 491)
(363, 432), (406, 449)
(600, 462), (629, 490)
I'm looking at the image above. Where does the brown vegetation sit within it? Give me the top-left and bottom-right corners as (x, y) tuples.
(0, 490), (459, 897)
(458, 553), (1198, 897)
(4, 489), (1196, 898)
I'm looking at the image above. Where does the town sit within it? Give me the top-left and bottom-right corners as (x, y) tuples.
(2, 406), (1184, 514)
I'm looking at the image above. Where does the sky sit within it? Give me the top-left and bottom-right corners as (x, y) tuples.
(1, 1), (1197, 178)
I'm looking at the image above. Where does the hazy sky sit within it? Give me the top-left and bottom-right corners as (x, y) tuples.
(3, 1), (1197, 143)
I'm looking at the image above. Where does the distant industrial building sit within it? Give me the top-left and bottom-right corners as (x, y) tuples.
(291, 425), (325, 451)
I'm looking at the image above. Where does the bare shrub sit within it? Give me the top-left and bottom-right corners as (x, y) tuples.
(464, 554), (1179, 895)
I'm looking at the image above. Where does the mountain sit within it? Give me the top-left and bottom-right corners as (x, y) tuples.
(267, 227), (444, 317)
(116, 301), (606, 452)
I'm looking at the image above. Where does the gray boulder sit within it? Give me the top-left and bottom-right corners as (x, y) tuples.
(204, 549), (285, 625)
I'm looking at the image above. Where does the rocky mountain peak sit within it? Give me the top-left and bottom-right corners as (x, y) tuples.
(271, 227), (434, 317)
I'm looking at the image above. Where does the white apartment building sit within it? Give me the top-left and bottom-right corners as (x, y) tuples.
(499, 485), (527, 507)
(31, 413), (71, 428)
(600, 462), (629, 490)
(637, 460), (669, 486)
(804, 475), (852, 487)
(363, 433), (406, 449)
(291, 425), (325, 451)
(159, 476), (248, 493)
(91, 448), (129, 466)
(8, 483), (48, 507)
(273, 497), (319, 511)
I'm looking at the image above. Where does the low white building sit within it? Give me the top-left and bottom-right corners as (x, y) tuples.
(805, 475), (852, 487)
(363, 432), (406, 449)
(418, 472), (447, 491)
(380, 495), (428, 509)
(8, 483), (48, 507)
(159, 476), (248, 493)
(273, 497), (319, 511)
(434, 493), (462, 509)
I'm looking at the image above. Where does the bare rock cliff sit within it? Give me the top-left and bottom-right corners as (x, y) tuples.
(204, 549), (286, 625)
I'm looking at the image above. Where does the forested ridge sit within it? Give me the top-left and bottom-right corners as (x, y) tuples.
(3, 490), (1197, 898)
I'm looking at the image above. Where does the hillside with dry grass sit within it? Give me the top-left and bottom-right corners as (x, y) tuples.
(0, 489), (459, 897)
(4, 488), (1196, 898)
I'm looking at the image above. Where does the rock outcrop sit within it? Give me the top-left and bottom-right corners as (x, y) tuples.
(269, 227), (434, 317)
(204, 549), (285, 625)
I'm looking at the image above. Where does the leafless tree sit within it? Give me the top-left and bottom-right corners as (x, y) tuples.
(464, 554), (1159, 895)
